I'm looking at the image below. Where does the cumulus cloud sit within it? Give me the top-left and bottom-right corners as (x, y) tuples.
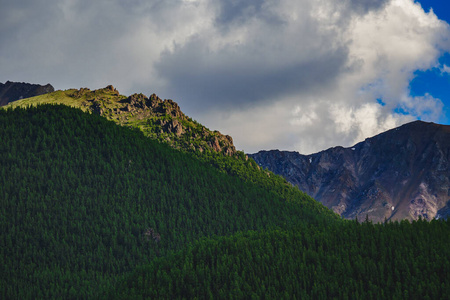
(1, 0), (449, 154)
(195, 0), (450, 153)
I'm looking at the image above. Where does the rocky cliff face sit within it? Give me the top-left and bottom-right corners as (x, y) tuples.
(250, 121), (450, 222)
(0, 81), (54, 106)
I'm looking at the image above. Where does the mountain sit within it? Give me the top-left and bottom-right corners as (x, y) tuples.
(0, 81), (54, 106)
(2, 96), (450, 299)
(250, 121), (450, 223)
(6, 85), (236, 157)
(0, 104), (336, 299)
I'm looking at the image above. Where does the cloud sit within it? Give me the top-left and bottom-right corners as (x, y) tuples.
(0, 0), (193, 90)
(441, 64), (450, 74)
(155, 36), (349, 112)
(1, 0), (449, 154)
(154, 0), (392, 113)
(186, 0), (450, 153)
(398, 94), (444, 120)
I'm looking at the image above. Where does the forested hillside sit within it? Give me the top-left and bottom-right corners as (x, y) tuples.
(0, 105), (335, 299)
(5, 86), (295, 188)
(111, 219), (450, 299)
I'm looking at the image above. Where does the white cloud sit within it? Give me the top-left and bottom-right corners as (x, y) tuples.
(346, 0), (448, 103)
(441, 64), (450, 74)
(398, 93), (445, 120)
(1, 0), (449, 154)
(197, 0), (450, 153)
(208, 0), (450, 153)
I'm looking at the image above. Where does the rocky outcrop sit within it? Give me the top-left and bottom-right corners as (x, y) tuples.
(114, 91), (236, 156)
(20, 85), (237, 157)
(0, 81), (54, 106)
(250, 121), (450, 222)
(5, 85), (237, 157)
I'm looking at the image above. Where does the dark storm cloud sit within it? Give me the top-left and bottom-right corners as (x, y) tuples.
(155, 35), (349, 112)
(152, 0), (391, 114)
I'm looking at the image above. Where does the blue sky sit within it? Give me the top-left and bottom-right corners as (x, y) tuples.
(410, 53), (450, 123)
(411, 1), (450, 124)
(1, 0), (450, 153)
(417, 0), (450, 22)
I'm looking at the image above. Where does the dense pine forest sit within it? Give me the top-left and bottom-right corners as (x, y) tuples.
(110, 220), (450, 299)
(0, 105), (336, 299)
(111, 220), (450, 299)
(1, 104), (450, 299)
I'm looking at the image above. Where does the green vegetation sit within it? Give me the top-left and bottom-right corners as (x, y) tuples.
(111, 219), (450, 299)
(5, 86), (326, 203)
(0, 105), (335, 299)
(3, 99), (450, 299)
(6, 86), (238, 158)
(5, 88), (102, 111)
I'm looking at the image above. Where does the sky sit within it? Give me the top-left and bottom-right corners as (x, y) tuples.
(1, 0), (450, 154)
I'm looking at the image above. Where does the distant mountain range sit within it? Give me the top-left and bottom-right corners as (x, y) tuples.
(0, 81), (54, 106)
(250, 121), (450, 222)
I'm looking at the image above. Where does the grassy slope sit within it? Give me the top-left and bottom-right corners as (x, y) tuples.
(7, 89), (96, 110)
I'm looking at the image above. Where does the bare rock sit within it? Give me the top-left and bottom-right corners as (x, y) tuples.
(208, 136), (221, 152)
(0, 81), (55, 106)
(166, 119), (184, 136)
(124, 93), (148, 109)
(148, 94), (162, 108)
(250, 121), (450, 222)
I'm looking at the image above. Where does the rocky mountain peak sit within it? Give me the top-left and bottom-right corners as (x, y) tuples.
(250, 121), (450, 222)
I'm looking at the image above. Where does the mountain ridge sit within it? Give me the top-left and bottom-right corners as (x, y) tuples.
(3, 84), (301, 204)
(5, 85), (237, 157)
(250, 120), (450, 222)
(0, 81), (54, 106)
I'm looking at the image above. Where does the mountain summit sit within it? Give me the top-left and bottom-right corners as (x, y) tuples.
(250, 121), (450, 222)
(0, 81), (54, 106)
